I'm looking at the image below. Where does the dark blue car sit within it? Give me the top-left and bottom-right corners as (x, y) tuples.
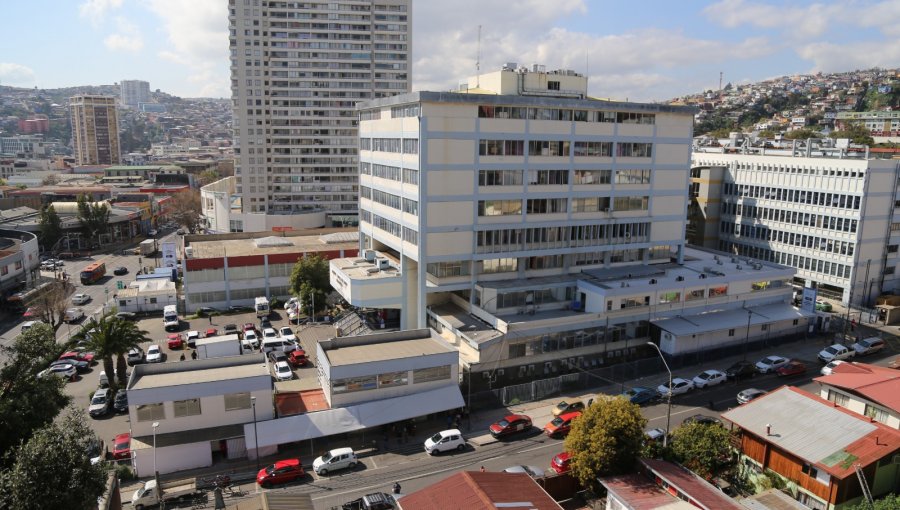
(621, 386), (661, 406)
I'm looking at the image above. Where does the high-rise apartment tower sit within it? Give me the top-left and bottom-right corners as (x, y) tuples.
(228, 0), (411, 227)
(69, 94), (121, 166)
(120, 80), (151, 107)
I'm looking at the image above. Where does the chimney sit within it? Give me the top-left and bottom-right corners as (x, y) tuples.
(766, 424), (771, 436)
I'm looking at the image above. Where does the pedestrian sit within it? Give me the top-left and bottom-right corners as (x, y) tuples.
(180, 352), (186, 361)
(392, 482), (401, 495)
(480, 466), (485, 473)
(191, 350), (197, 360)
(209, 315), (213, 325)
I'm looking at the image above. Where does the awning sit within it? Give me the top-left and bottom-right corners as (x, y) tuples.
(246, 385), (465, 449)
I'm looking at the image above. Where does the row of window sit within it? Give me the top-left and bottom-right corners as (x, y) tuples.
(475, 222), (650, 253)
(477, 195), (648, 216)
(720, 241), (853, 279)
(722, 202), (859, 234)
(723, 183), (861, 210)
(505, 320), (651, 360)
(721, 221), (856, 257)
(477, 169), (650, 186)
(359, 137), (419, 154)
(331, 365), (450, 394)
(479, 140), (652, 158)
(359, 162), (418, 185)
(477, 105), (655, 124)
(136, 392), (252, 422)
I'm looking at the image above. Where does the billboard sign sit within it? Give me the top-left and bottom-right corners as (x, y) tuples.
(161, 242), (177, 269)
(801, 287), (817, 313)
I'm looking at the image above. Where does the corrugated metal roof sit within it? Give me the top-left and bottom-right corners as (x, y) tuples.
(398, 471), (562, 510)
(225, 492), (315, 510)
(641, 459), (743, 509)
(655, 303), (813, 336)
(600, 474), (694, 510)
(815, 362), (900, 412)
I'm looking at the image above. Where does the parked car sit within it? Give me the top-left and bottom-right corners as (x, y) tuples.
(115, 311), (137, 320)
(725, 360), (757, 380)
(817, 344), (856, 363)
(148, 229), (158, 237)
(205, 328), (218, 337)
(279, 326), (297, 344)
(59, 350), (95, 364)
(223, 324), (239, 337)
(126, 347), (144, 365)
(424, 429), (466, 455)
(113, 390), (128, 413)
(257, 458), (304, 487)
(645, 427), (666, 443)
(186, 330), (200, 348)
(692, 369), (727, 389)
(551, 400), (585, 417)
(89, 388), (114, 418)
(288, 349), (308, 367)
(167, 333), (184, 350)
(113, 266), (128, 276)
(242, 323), (258, 335)
(755, 355), (790, 374)
(244, 330), (260, 349)
(146, 344), (162, 363)
(72, 293), (91, 305)
(38, 363), (76, 381)
(112, 433), (131, 460)
(815, 300), (832, 312)
(197, 307), (218, 317)
(851, 337), (885, 356)
(260, 317), (272, 330)
(273, 361), (293, 381)
(503, 465), (545, 478)
(489, 414), (533, 439)
(50, 358), (89, 374)
(776, 360), (807, 376)
(284, 297), (300, 310)
(262, 327), (278, 341)
(657, 377), (694, 397)
(621, 387), (660, 406)
(550, 452), (572, 474)
(268, 351), (288, 364)
(62, 308), (84, 323)
(341, 493), (395, 510)
(737, 388), (768, 405)
(313, 447), (358, 475)
(683, 414), (722, 426)
(176, 229), (185, 235)
(820, 360), (845, 376)
(22, 307), (36, 318)
(543, 411), (581, 438)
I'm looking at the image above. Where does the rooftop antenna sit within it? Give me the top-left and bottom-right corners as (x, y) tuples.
(476, 25), (482, 88)
(719, 71), (724, 99)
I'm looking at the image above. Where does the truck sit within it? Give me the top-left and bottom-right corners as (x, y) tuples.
(140, 239), (158, 256)
(131, 478), (203, 509)
(255, 296), (270, 318)
(195, 334), (242, 359)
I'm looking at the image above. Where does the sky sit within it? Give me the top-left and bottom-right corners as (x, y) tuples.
(1, 0), (900, 102)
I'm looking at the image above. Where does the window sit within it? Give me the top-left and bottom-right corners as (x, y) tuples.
(827, 390), (849, 406)
(427, 261), (470, 278)
(616, 142), (652, 158)
(378, 371), (409, 388)
(482, 258), (517, 274)
(865, 404), (889, 423)
(526, 198), (567, 214)
(479, 169), (522, 186)
(173, 398), (202, 418)
(509, 343), (527, 358)
(224, 392), (251, 411)
(528, 169), (568, 185)
(332, 375), (378, 394)
(548, 80), (560, 91)
(479, 200), (522, 216)
(686, 289), (705, 301)
(728, 329), (735, 336)
(413, 365), (451, 383)
(573, 170), (611, 184)
(659, 292), (680, 304)
(479, 139), (524, 156)
(136, 403), (165, 422)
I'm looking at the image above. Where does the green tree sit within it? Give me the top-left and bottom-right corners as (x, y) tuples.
(169, 190), (203, 233)
(71, 312), (150, 390)
(669, 422), (735, 479)
(75, 193), (110, 247)
(846, 493), (900, 510)
(0, 324), (70, 467)
(783, 127), (822, 140)
(563, 396), (647, 489)
(832, 123), (875, 145)
(198, 169), (220, 186)
(0, 407), (107, 509)
(288, 253), (331, 317)
(37, 204), (63, 251)
(29, 282), (70, 331)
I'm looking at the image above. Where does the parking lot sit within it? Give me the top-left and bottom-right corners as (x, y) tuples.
(63, 304), (323, 461)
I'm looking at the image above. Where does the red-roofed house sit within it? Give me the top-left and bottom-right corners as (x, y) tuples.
(721, 386), (900, 510)
(599, 458), (743, 510)
(397, 471), (562, 510)
(814, 361), (900, 429)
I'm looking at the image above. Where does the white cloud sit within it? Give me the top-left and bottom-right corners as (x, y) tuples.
(79, 0), (123, 26)
(104, 17), (144, 52)
(0, 63), (37, 87)
(797, 40), (900, 74)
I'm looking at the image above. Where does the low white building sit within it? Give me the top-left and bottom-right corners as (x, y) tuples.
(114, 279), (177, 314)
(126, 355), (273, 476)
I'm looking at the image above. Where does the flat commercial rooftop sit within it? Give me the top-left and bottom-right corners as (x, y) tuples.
(130, 360), (269, 390)
(325, 337), (453, 366)
(188, 230), (357, 259)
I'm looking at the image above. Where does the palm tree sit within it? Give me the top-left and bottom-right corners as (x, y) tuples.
(71, 312), (150, 391)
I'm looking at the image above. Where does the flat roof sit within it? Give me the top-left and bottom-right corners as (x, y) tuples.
(654, 303), (813, 336)
(325, 336), (453, 366)
(129, 355), (269, 390)
(187, 229), (357, 258)
(330, 256), (401, 280)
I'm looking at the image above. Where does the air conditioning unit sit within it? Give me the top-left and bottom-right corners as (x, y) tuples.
(376, 258), (390, 270)
(364, 249), (376, 262)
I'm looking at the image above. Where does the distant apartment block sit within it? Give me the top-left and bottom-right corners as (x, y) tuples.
(120, 79), (150, 107)
(836, 111), (900, 140)
(690, 138), (900, 305)
(225, 0), (411, 230)
(0, 135), (46, 158)
(17, 115), (49, 134)
(69, 95), (121, 166)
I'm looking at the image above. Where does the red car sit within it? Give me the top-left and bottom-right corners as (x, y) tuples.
(59, 350), (95, 364)
(489, 414), (533, 439)
(550, 452), (572, 474)
(22, 307), (36, 318)
(288, 349), (308, 367)
(112, 433), (131, 460)
(167, 333), (184, 349)
(257, 458), (305, 487)
(543, 411), (581, 438)
(776, 360), (807, 376)
(205, 328), (218, 337)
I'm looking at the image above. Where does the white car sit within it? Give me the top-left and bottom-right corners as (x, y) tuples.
(692, 369), (726, 389)
(146, 344), (163, 363)
(851, 337), (886, 356)
(186, 330), (200, 348)
(424, 429), (465, 455)
(64, 308), (84, 323)
(279, 326), (297, 344)
(820, 360), (845, 376)
(72, 293), (91, 305)
(147, 229), (158, 237)
(284, 297), (300, 310)
(263, 328), (278, 340)
(657, 377), (694, 397)
(273, 361), (293, 381)
(755, 355), (790, 374)
(244, 330), (260, 349)
(38, 363), (76, 381)
(817, 344), (856, 363)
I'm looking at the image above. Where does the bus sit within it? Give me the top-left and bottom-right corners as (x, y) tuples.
(80, 262), (106, 285)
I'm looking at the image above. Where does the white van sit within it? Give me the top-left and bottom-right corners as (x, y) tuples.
(312, 447), (357, 475)
(21, 320), (44, 333)
(163, 305), (179, 331)
(424, 429), (465, 455)
(255, 296), (270, 318)
(261, 338), (296, 354)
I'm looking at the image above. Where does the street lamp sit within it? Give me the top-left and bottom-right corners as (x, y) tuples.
(743, 309), (752, 361)
(251, 396), (259, 473)
(646, 342), (672, 448)
(152, 421), (161, 508)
